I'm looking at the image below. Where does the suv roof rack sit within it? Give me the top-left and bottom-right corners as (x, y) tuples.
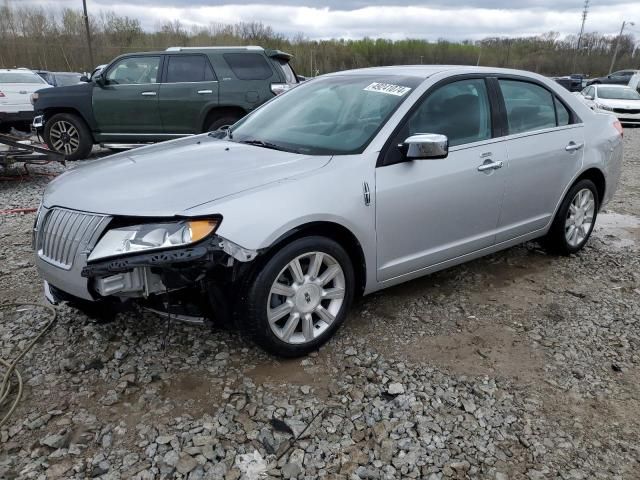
(165, 46), (264, 52)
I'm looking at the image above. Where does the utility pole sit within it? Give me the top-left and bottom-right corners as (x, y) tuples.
(609, 20), (634, 74)
(82, 0), (95, 69)
(572, 0), (589, 72)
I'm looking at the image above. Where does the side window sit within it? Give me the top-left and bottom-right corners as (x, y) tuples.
(383, 78), (492, 165)
(555, 97), (570, 126)
(587, 86), (595, 97)
(403, 79), (492, 147)
(499, 80), (556, 134)
(223, 53), (273, 80)
(106, 56), (160, 85)
(166, 55), (216, 83)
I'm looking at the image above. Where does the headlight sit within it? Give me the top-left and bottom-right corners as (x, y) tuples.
(88, 219), (220, 262)
(596, 103), (613, 111)
(30, 92), (39, 105)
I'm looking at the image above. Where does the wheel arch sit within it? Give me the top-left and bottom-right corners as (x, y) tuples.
(43, 108), (96, 142)
(201, 106), (247, 132)
(574, 167), (606, 209)
(259, 221), (367, 297)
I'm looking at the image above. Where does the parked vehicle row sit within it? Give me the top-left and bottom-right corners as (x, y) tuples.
(31, 46), (299, 159)
(575, 84), (640, 125)
(34, 65), (623, 356)
(0, 68), (50, 130)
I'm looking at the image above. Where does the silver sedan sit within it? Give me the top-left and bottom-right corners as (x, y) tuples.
(34, 66), (624, 356)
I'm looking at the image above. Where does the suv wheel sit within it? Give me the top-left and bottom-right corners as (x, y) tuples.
(541, 179), (599, 255)
(205, 114), (242, 132)
(44, 113), (93, 160)
(241, 236), (354, 357)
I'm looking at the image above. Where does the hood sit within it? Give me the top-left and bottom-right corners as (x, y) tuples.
(0, 83), (50, 105)
(597, 98), (640, 109)
(43, 135), (332, 217)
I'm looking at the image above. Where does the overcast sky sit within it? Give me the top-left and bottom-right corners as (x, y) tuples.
(18, 0), (640, 41)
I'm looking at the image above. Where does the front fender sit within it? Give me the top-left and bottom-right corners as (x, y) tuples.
(181, 153), (378, 292)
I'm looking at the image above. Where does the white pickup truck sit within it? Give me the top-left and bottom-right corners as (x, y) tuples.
(0, 68), (50, 129)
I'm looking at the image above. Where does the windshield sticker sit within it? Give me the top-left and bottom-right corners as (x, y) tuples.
(364, 82), (412, 96)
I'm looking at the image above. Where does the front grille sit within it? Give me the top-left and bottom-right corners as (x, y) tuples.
(613, 108), (640, 114)
(37, 208), (109, 270)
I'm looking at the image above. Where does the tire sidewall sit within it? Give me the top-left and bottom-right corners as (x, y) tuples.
(44, 113), (93, 160)
(553, 179), (599, 254)
(206, 116), (241, 132)
(244, 236), (355, 357)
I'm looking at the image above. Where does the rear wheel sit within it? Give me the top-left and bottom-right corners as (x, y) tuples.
(44, 113), (93, 160)
(541, 179), (599, 255)
(205, 113), (243, 132)
(241, 236), (354, 357)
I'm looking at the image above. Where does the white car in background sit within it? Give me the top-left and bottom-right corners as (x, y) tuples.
(0, 68), (50, 129)
(576, 84), (640, 125)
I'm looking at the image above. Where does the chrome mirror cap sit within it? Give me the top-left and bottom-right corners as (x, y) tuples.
(402, 133), (449, 160)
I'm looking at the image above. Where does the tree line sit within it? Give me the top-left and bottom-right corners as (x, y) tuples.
(0, 1), (638, 78)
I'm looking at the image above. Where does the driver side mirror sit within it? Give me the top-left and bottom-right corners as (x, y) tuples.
(584, 95), (594, 100)
(79, 75), (89, 82)
(93, 73), (105, 86)
(400, 134), (449, 160)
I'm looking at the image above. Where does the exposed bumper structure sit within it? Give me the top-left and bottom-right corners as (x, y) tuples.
(34, 206), (258, 306)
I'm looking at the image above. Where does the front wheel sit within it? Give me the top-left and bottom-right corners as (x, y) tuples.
(541, 179), (599, 255)
(44, 113), (93, 160)
(241, 237), (355, 357)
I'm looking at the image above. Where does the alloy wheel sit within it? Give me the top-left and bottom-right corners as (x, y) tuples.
(49, 120), (80, 155)
(267, 251), (346, 345)
(565, 188), (595, 247)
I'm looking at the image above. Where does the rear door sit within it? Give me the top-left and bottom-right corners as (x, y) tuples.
(92, 55), (163, 135)
(495, 78), (584, 242)
(158, 54), (219, 134)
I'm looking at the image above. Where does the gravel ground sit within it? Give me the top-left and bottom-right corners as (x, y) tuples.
(0, 130), (639, 480)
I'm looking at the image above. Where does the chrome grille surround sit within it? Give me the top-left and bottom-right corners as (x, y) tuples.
(36, 207), (110, 270)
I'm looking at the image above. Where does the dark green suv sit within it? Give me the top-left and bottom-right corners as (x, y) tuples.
(32, 46), (298, 160)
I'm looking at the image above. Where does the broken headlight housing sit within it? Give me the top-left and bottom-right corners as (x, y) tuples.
(88, 219), (220, 262)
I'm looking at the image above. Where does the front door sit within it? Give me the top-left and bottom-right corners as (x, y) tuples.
(494, 78), (585, 242)
(159, 54), (219, 134)
(92, 55), (163, 135)
(376, 77), (507, 281)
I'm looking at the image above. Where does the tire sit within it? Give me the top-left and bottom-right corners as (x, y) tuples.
(541, 179), (599, 255)
(240, 236), (355, 357)
(205, 114), (243, 132)
(44, 113), (93, 160)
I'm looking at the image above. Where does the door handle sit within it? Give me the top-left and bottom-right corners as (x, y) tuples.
(141, 91), (157, 96)
(477, 160), (503, 172)
(197, 89), (213, 94)
(565, 142), (584, 152)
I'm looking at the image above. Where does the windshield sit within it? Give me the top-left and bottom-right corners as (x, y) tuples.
(598, 87), (640, 100)
(230, 75), (421, 155)
(0, 71), (47, 84)
(55, 73), (82, 86)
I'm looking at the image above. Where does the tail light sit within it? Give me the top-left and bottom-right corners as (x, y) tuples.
(270, 83), (292, 95)
(0, 91), (5, 98)
(613, 120), (624, 138)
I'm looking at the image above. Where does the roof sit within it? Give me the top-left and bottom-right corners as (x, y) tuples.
(592, 84), (633, 88)
(325, 65), (541, 79)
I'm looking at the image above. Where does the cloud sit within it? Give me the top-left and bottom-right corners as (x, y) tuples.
(14, 0), (640, 41)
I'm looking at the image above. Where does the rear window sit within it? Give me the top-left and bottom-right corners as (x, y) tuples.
(277, 59), (297, 84)
(0, 72), (47, 84)
(223, 53), (273, 80)
(55, 74), (82, 86)
(166, 55), (216, 83)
